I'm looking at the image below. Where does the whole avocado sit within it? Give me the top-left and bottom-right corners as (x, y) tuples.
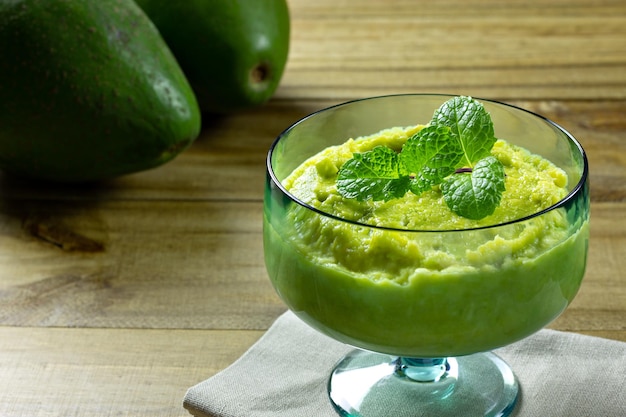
(0, 0), (201, 182)
(135, 0), (290, 114)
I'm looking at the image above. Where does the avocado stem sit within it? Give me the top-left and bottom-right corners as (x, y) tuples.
(250, 62), (270, 84)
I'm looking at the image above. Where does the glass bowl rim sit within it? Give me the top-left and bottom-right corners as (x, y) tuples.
(266, 93), (589, 233)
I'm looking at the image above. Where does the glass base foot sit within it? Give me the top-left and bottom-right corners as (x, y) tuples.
(328, 350), (518, 417)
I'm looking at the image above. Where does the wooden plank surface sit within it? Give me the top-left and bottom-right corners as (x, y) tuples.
(280, 0), (626, 100)
(0, 326), (264, 417)
(0, 0), (625, 416)
(0, 199), (285, 329)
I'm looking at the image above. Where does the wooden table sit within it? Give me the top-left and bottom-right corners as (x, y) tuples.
(1, 0), (625, 415)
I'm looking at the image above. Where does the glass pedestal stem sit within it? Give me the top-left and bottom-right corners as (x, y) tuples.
(395, 357), (449, 382)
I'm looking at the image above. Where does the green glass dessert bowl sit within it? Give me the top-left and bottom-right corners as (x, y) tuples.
(263, 94), (589, 417)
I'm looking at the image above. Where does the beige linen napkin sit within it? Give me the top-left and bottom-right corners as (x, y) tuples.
(184, 311), (626, 417)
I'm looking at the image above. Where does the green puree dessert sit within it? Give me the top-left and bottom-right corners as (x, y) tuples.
(264, 97), (589, 357)
(286, 126), (569, 231)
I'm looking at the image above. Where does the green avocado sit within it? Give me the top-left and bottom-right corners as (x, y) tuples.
(135, 0), (290, 114)
(0, 0), (201, 182)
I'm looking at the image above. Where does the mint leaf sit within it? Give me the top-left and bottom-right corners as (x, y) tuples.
(441, 156), (506, 220)
(335, 96), (507, 220)
(399, 125), (464, 194)
(431, 96), (496, 167)
(337, 145), (410, 201)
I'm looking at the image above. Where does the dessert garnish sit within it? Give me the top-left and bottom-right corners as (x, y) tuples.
(337, 96), (506, 220)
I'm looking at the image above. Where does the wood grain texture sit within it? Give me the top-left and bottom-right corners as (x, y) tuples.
(0, 200), (285, 329)
(278, 0), (626, 100)
(0, 326), (264, 417)
(0, 0), (624, 415)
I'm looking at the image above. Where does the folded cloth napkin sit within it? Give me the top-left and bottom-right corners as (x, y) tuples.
(184, 311), (626, 417)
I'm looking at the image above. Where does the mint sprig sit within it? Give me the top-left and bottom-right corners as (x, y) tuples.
(336, 96), (506, 220)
